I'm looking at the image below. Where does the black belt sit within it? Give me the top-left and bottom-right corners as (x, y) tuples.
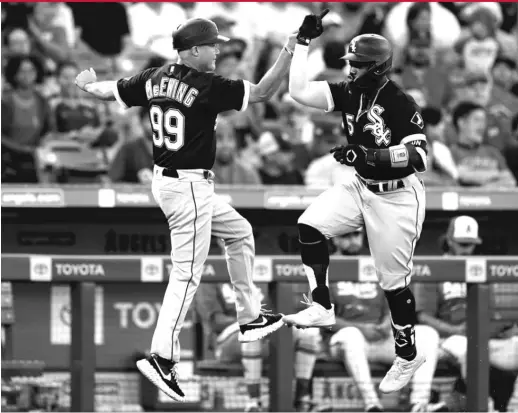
(357, 175), (405, 193)
(162, 168), (210, 179)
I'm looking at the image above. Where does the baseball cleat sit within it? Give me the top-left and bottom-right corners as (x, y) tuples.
(282, 296), (335, 329)
(136, 354), (185, 402)
(239, 310), (285, 342)
(379, 353), (426, 394)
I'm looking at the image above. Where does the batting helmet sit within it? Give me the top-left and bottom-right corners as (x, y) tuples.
(172, 18), (229, 52)
(342, 34), (393, 79)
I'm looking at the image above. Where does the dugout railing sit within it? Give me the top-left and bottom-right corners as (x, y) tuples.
(3, 254), (517, 412)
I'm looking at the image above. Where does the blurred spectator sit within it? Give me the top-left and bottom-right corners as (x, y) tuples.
(310, 116), (343, 160)
(400, 40), (449, 109)
(49, 62), (103, 139)
(212, 117), (261, 186)
(1, 3), (33, 33)
(126, 2), (186, 59)
(454, 7), (501, 75)
(383, 3), (461, 68)
(447, 72), (517, 151)
(3, 28), (32, 58)
(108, 108), (152, 184)
(406, 88), (428, 109)
(421, 107), (459, 184)
(416, 215), (518, 412)
(313, 41), (347, 83)
(324, 279), (442, 412)
(256, 2), (312, 42)
(304, 117), (354, 189)
(449, 101), (515, 187)
(305, 153), (355, 189)
(329, 227), (366, 256)
(69, 3), (130, 58)
(257, 131), (304, 185)
(210, 15), (250, 76)
(459, 3), (518, 60)
(355, 3), (389, 37)
(2, 55), (52, 183)
(421, 145), (457, 187)
(503, 114), (518, 182)
(338, 3), (384, 43)
(276, 95), (315, 171)
(192, 2), (261, 50)
(26, 3), (74, 68)
(210, 29), (260, 150)
(215, 43), (245, 81)
(492, 57), (518, 97)
(499, 3), (518, 34)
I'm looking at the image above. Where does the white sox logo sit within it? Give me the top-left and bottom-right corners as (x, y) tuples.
(363, 104), (391, 146)
(350, 40), (357, 53)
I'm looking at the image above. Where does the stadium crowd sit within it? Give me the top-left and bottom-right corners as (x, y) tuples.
(1, 4), (518, 412)
(1, 2), (518, 187)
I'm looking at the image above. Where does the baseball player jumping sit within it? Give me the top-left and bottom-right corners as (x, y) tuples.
(283, 11), (428, 394)
(75, 18), (297, 402)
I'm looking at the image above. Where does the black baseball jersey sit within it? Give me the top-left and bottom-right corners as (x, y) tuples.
(327, 79), (426, 180)
(115, 64), (249, 169)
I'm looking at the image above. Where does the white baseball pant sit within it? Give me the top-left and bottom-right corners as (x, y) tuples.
(150, 166), (261, 362)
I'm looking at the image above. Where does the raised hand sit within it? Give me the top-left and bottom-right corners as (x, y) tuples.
(75, 68), (97, 91)
(297, 8), (329, 45)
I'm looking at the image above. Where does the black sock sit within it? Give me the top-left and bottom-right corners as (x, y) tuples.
(247, 382), (261, 399)
(294, 378), (311, 403)
(384, 287), (418, 361)
(298, 223), (331, 309)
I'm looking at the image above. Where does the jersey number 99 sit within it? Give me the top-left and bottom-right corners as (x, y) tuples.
(150, 105), (185, 151)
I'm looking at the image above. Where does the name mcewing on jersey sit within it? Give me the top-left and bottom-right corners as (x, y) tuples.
(145, 77), (200, 108)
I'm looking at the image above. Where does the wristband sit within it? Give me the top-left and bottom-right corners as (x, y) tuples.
(283, 46), (294, 56)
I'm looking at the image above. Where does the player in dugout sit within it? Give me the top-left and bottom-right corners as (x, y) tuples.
(415, 215), (518, 412)
(324, 228), (444, 412)
(195, 239), (325, 412)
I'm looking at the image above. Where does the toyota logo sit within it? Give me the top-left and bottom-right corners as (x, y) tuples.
(469, 264), (484, 278)
(255, 264), (268, 276)
(363, 264), (376, 277)
(145, 265), (159, 276)
(34, 264), (49, 276)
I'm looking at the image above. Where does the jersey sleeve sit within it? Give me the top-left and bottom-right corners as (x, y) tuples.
(113, 67), (157, 109)
(209, 76), (250, 114)
(326, 81), (347, 113)
(391, 97), (427, 146)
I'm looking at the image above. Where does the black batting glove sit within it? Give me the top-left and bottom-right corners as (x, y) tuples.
(330, 144), (375, 167)
(297, 9), (329, 46)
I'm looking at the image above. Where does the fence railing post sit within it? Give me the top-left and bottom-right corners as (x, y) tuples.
(71, 282), (96, 412)
(269, 281), (294, 412)
(466, 283), (490, 412)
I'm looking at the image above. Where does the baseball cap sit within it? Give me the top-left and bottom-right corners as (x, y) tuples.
(172, 18), (229, 52)
(447, 216), (482, 244)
